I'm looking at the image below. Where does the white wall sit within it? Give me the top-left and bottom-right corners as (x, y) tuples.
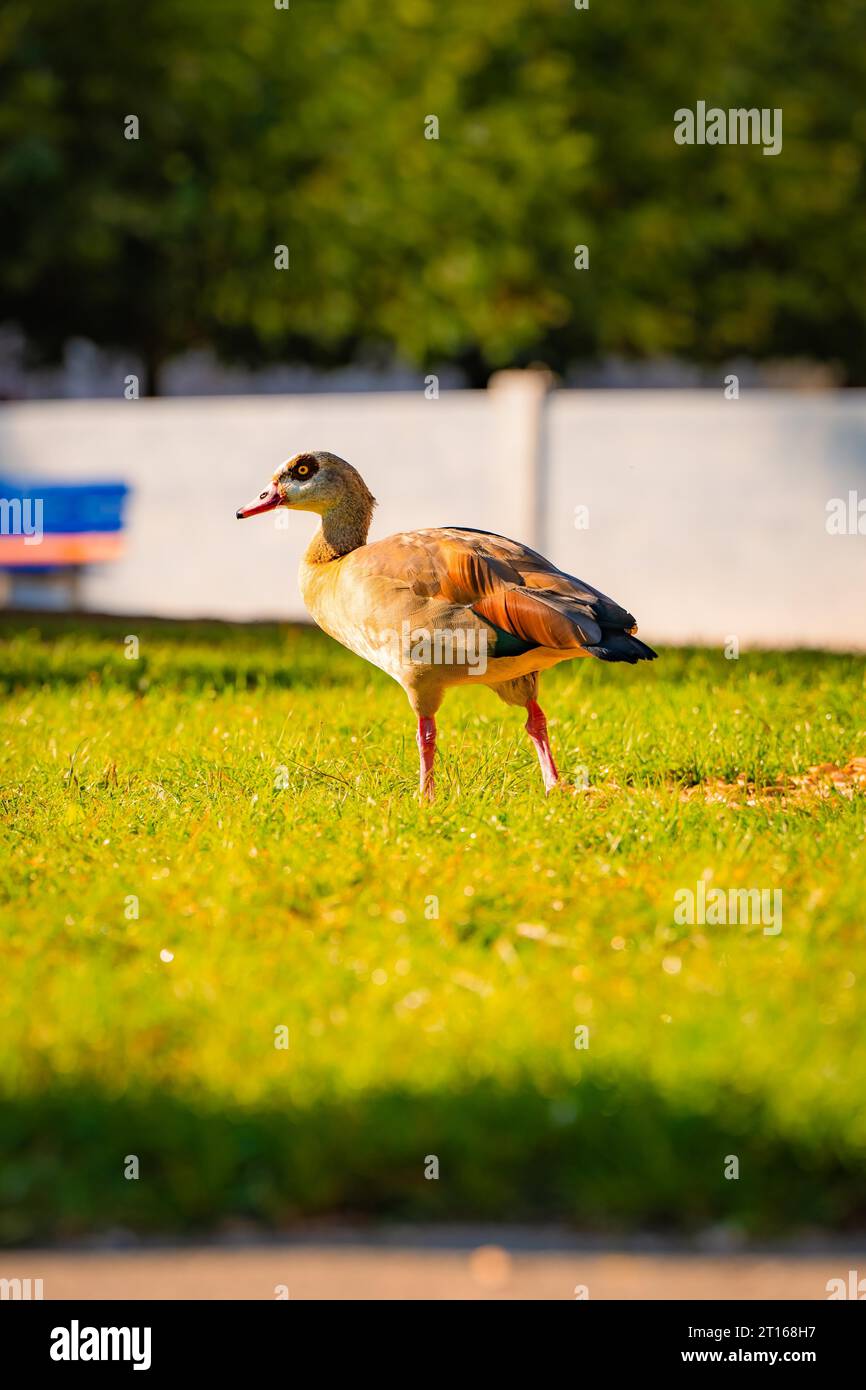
(1, 386), (865, 648)
(544, 392), (866, 650)
(0, 394), (506, 622)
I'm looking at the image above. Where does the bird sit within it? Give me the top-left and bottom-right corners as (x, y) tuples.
(237, 450), (656, 800)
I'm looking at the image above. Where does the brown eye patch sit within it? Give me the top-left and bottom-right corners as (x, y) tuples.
(290, 455), (318, 481)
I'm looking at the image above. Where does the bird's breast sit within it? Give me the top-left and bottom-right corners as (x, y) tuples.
(299, 556), (406, 681)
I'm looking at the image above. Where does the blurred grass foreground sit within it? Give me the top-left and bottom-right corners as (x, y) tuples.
(1, 615), (866, 1242)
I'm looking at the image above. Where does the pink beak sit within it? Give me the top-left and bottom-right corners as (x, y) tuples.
(236, 481), (281, 519)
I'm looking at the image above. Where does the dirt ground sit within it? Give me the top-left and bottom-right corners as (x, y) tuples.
(4, 1235), (863, 1300)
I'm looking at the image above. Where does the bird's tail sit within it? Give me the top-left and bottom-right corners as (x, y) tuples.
(584, 630), (658, 664)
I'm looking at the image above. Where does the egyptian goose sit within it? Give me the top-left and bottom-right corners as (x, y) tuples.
(237, 451), (656, 799)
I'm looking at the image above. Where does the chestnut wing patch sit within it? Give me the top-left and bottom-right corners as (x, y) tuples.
(473, 587), (601, 649)
(434, 534), (604, 650)
(348, 528), (641, 658)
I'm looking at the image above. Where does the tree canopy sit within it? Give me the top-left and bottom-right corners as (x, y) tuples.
(2, 0), (865, 388)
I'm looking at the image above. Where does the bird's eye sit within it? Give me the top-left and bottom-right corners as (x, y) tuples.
(296, 464), (309, 477)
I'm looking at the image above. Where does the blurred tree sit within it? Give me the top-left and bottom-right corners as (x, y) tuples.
(1, 0), (865, 389)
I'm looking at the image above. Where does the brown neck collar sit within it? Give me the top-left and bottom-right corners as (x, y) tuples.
(305, 499), (373, 564)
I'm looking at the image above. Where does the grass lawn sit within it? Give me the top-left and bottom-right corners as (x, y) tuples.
(1, 614), (865, 1243)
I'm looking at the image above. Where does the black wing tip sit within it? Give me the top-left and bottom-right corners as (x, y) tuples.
(585, 633), (658, 664)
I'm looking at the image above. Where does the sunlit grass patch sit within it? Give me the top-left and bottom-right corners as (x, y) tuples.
(1, 616), (865, 1241)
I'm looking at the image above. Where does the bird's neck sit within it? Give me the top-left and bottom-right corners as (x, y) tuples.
(304, 499), (372, 564)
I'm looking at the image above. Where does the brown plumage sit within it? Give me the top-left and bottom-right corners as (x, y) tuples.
(237, 450), (657, 799)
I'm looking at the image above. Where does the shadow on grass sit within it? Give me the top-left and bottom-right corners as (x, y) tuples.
(0, 613), (358, 694)
(2, 1078), (864, 1245)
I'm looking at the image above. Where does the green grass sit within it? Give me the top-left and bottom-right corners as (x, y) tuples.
(1, 614), (865, 1243)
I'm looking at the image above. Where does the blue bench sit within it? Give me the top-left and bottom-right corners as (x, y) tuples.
(0, 478), (130, 607)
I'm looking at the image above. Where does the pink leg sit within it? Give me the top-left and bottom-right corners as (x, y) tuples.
(525, 699), (559, 793)
(417, 715), (436, 801)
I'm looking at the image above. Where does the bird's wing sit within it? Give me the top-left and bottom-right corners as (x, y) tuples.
(351, 528), (636, 652)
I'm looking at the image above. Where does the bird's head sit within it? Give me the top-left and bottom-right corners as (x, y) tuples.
(236, 450), (375, 520)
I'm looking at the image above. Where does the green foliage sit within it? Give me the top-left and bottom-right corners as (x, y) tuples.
(1, 616), (866, 1240)
(2, 1), (866, 384)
